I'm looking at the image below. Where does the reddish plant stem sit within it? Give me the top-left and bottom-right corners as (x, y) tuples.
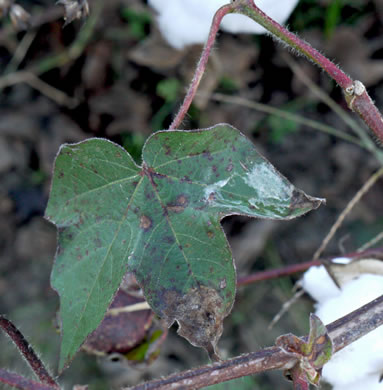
(291, 366), (309, 390)
(234, 0), (351, 88)
(352, 91), (383, 144)
(0, 316), (59, 389)
(126, 294), (383, 390)
(169, 0), (383, 143)
(233, 0), (383, 144)
(237, 259), (321, 287)
(0, 369), (57, 390)
(168, 4), (234, 130)
(236, 246), (383, 287)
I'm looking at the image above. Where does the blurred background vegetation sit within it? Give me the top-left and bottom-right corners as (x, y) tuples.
(0, 0), (383, 388)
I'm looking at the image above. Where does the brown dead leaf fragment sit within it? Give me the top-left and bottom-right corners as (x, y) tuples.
(57, 0), (89, 25)
(82, 290), (153, 356)
(162, 286), (227, 360)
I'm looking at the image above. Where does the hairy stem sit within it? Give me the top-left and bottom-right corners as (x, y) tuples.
(282, 53), (383, 163)
(0, 316), (59, 389)
(126, 294), (383, 390)
(0, 369), (57, 390)
(233, 0), (383, 144)
(168, 4), (234, 130)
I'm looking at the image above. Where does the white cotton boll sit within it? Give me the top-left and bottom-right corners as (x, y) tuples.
(331, 256), (352, 264)
(322, 333), (383, 387)
(148, 0), (300, 49)
(221, 0), (299, 34)
(332, 375), (383, 390)
(300, 265), (341, 303)
(149, 0), (216, 49)
(313, 275), (383, 387)
(315, 274), (383, 323)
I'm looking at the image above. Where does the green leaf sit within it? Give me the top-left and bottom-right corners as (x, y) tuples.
(307, 314), (333, 370)
(156, 78), (181, 102)
(45, 124), (323, 371)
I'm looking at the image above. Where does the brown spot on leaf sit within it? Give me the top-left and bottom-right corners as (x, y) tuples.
(145, 190), (155, 200)
(203, 151), (213, 161)
(140, 215), (152, 231)
(180, 175), (192, 183)
(165, 146), (171, 155)
(94, 238), (102, 248)
(177, 195), (188, 206)
(167, 194), (189, 213)
(167, 205), (184, 213)
(163, 236), (175, 244)
(226, 163), (233, 172)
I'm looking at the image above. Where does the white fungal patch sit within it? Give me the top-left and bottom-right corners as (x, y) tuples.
(244, 163), (291, 201)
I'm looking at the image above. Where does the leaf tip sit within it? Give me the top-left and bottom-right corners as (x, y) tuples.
(290, 190), (325, 216)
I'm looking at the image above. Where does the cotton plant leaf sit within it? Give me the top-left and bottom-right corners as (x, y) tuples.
(276, 314), (333, 386)
(45, 124), (324, 371)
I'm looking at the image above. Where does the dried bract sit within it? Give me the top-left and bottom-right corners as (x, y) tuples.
(0, 0), (11, 18)
(9, 4), (30, 30)
(57, 0), (89, 25)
